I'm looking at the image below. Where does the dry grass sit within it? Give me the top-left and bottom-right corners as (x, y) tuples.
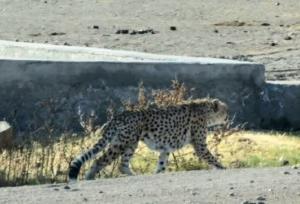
(1, 131), (300, 187)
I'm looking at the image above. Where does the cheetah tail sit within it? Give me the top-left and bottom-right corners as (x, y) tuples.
(68, 123), (109, 182)
(68, 137), (107, 182)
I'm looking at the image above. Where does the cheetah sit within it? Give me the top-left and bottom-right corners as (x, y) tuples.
(68, 98), (228, 181)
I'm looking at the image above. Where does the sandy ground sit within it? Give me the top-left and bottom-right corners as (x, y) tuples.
(0, 0), (300, 80)
(0, 167), (300, 204)
(0, 1), (300, 203)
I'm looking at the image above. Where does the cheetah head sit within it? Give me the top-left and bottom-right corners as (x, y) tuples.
(205, 99), (228, 127)
(190, 98), (228, 127)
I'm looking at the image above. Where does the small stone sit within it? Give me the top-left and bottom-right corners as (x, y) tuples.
(93, 25), (99, 29)
(283, 171), (290, 175)
(292, 165), (298, 169)
(230, 187), (234, 190)
(258, 202), (265, 204)
(83, 198), (88, 202)
(229, 193), (235, 197)
(53, 188), (59, 191)
(242, 201), (255, 204)
(64, 42), (71, 46)
(170, 26), (177, 31)
(284, 36), (292, 40)
(268, 188), (273, 192)
(275, 2), (280, 6)
(257, 196), (266, 201)
(250, 180), (255, 183)
(44, 1), (47, 3)
(214, 29), (219, 33)
(261, 23), (270, 26)
(116, 29), (129, 34)
(128, 194), (132, 197)
(281, 160), (289, 166)
(270, 42), (278, 46)
(99, 190), (104, 193)
(64, 185), (71, 189)
(50, 32), (66, 36)
(192, 192), (197, 196)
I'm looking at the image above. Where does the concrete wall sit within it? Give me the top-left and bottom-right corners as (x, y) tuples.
(2, 40), (299, 137)
(0, 58), (264, 137)
(260, 81), (300, 130)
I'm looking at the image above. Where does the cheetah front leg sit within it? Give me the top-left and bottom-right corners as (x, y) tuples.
(119, 143), (138, 176)
(155, 151), (170, 173)
(191, 126), (225, 169)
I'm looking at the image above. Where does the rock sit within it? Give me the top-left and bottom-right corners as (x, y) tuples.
(242, 201), (256, 204)
(170, 26), (177, 31)
(250, 180), (255, 183)
(283, 171), (290, 175)
(270, 42), (278, 46)
(275, 2), (280, 6)
(229, 193), (235, 197)
(29, 33), (42, 37)
(214, 29), (219, 33)
(116, 29), (129, 34)
(64, 42), (71, 46)
(261, 23), (270, 26)
(64, 185), (71, 189)
(50, 32), (66, 36)
(292, 165), (298, 169)
(99, 190), (104, 193)
(93, 25), (99, 29)
(256, 196), (266, 201)
(0, 121), (14, 150)
(284, 36), (292, 40)
(281, 160), (289, 166)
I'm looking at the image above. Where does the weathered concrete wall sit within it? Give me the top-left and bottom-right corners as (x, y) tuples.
(260, 81), (300, 130)
(0, 41), (282, 135)
(0, 58), (264, 137)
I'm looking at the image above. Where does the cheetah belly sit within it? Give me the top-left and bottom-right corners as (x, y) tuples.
(141, 129), (191, 153)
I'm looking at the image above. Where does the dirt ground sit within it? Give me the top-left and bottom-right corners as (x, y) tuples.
(0, 0), (300, 80)
(1, 1), (300, 203)
(0, 167), (299, 204)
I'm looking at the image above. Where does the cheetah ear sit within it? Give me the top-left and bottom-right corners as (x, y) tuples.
(212, 99), (219, 112)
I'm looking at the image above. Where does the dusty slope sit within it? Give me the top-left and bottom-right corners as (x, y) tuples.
(0, 0), (300, 80)
(0, 167), (300, 204)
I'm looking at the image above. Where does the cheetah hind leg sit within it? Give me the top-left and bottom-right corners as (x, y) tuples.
(119, 143), (138, 176)
(155, 151), (170, 173)
(85, 144), (125, 180)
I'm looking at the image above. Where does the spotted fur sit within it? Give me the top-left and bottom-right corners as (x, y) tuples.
(68, 98), (228, 181)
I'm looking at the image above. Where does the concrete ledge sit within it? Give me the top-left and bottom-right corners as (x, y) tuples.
(0, 41), (265, 136)
(260, 81), (300, 130)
